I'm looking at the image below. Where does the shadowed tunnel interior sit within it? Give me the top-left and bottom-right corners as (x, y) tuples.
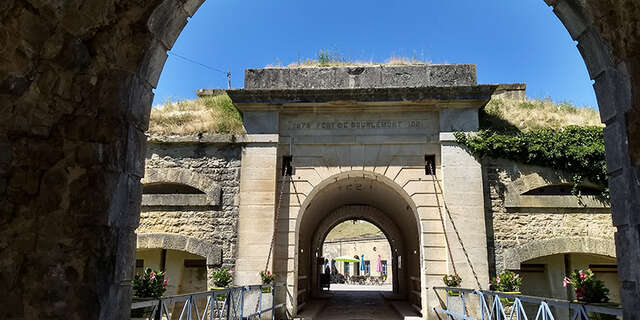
(296, 173), (422, 311)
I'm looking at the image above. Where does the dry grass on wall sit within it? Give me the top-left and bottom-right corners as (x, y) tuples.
(147, 94), (601, 135)
(482, 98), (602, 131)
(148, 94), (244, 135)
(268, 50), (431, 68)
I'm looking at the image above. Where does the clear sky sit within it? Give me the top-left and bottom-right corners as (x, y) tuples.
(153, 0), (597, 109)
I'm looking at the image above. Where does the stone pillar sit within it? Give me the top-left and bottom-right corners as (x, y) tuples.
(435, 108), (490, 317)
(234, 142), (279, 284)
(234, 110), (280, 285)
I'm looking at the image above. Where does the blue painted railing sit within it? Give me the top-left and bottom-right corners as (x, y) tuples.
(433, 287), (622, 320)
(130, 284), (284, 320)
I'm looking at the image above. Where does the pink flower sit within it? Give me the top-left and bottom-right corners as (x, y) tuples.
(514, 274), (519, 279)
(579, 270), (587, 281)
(496, 277), (501, 283)
(149, 272), (156, 280)
(563, 277), (569, 287)
(163, 279), (169, 288)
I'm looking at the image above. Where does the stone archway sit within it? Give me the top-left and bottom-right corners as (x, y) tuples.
(1, 1), (640, 319)
(503, 236), (616, 270)
(310, 205), (405, 295)
(136, 233), (223, 267)
(293, 171), (423, 315)
(143, 168), (221, 205)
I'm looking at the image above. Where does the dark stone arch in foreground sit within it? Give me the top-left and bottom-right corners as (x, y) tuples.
(0, 0), (639, 318)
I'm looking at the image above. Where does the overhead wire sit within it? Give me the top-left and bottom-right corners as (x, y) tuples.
(167, 51), (232, 88)
(168, 51), (227, 74)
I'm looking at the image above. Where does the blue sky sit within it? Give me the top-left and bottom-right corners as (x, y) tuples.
(154, 0), (597, 109)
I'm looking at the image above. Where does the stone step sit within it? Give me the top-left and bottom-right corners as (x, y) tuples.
(389, 300), (422, 320)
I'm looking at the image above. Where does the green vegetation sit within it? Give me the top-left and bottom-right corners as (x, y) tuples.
(269, 49), (430, 68)
(481, 98), (601, 131)
(325, 220), (384, 241)
(456, 97), (608, 200)
(211, 267), (233, 288)
(148, 94), (244, 135)
(455, 126), (607, 200)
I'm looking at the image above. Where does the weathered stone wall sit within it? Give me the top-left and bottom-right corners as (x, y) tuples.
(244, 64), (477, 89)
(1, 0), (639, 319)
(483, 158), (616, 276)
(138, 140), (242, 268)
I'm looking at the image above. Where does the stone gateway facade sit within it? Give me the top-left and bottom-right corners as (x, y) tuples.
(2, 2), (640, 318)
(132, 65), (619, 318)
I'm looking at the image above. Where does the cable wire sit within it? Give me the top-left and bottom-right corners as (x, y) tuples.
(168, 51), (228, 74)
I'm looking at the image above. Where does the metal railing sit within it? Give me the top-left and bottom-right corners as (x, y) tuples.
(433, 287), (623, 320)
(131, 284), (284, 320)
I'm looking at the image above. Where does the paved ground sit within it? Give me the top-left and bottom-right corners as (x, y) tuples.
(330, 284), (392, 292)
(312, 285), (402, 320)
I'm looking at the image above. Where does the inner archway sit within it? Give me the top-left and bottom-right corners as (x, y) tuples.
(295, 172), (422, 317)
(314, 206), (404, 295)
(322, 219), (395, 291)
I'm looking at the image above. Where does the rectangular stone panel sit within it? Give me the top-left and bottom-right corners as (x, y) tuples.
(280, 112), (439, 137)
(245, 64), (477, 89)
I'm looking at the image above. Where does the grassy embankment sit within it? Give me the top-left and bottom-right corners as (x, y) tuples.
(147, 94), (600, 135)
(148, 94), (244, 135)
(325, 221), (383, 241)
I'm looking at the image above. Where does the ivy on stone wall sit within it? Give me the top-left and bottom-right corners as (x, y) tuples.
(454, 126), (609, 200)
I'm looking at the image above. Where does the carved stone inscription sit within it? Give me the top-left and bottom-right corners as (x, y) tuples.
(336, 183), (374, 192)
(287, 120), (423, 130)
(280, 112), (438, 136)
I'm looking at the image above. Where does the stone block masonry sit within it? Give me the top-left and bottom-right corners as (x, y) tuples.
(483, 159), (616, 276)
(138, 140), (242, 269)
(1, 0), (639, 319)
(244, 64), (477, 89)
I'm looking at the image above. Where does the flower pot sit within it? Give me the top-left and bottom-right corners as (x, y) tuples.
(498, 291), (520, 307)
(211, 287), (228, 301)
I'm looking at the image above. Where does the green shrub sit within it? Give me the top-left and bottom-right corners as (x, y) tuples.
(212, 267), (233, 288)
(442, 274), (462, 287)
(563, 269), (610, 303)
(491, 270), (521, 292)
(132, 268), (168, 299)
(455, 126), (608, 201)
(260, 270), (275, 284)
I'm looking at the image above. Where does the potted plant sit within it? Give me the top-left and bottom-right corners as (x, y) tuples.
(563, 269), (615, 320)
(260, 270), (276, 293)
(442, 274), (463, 296)
(491, 270), (521, 306)
(211, 267), (233, 301)
(131, 268), (168, 318)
